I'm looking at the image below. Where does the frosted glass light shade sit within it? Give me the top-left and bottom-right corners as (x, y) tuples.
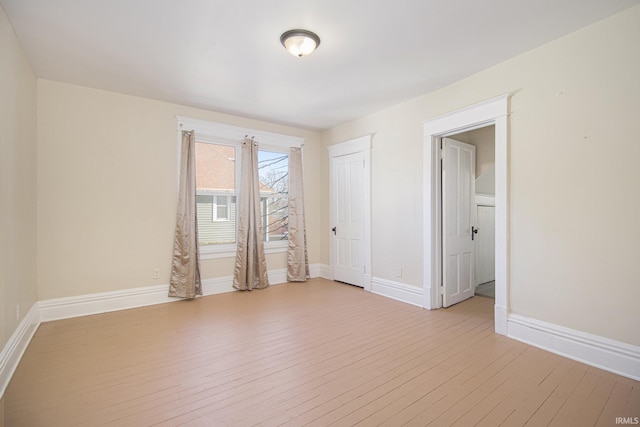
(280, 30), (320, 57)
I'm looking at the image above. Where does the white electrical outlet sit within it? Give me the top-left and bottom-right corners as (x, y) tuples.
(394, 267), (402, 278)
(153, 268), (160, 279)
(16, 304), (20, 322)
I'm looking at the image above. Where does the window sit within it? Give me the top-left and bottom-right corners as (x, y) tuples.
(179, 117), (304, 259)
(258, 150), (289, 242)
(195, 142), (237, 245)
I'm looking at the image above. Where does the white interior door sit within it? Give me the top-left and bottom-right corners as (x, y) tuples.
(330, 151), (365, 287)
(475, 205), (496, 285)
(442, 138), (476, 307)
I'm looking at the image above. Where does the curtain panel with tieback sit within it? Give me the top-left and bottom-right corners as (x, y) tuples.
(233, 138), (270, 290)
(287, 147), (310, 281)
(169, 130), (202, 298)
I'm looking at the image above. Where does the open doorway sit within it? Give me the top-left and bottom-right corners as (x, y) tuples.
(448, 126), (496, 300)
(423, 95), (508, 335)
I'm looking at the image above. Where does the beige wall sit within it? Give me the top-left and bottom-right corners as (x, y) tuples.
(0, 5), (38, 352)
(37, 80), (327, 300)
(322, 5), (640, 346)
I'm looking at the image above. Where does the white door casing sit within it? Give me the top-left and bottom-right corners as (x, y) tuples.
(423, 94), (508, 335)
(328, 135), (372, 289)
(442, 138), (476, 307)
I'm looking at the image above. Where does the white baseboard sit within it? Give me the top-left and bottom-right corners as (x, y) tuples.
(364, 274), (372, 291)
(0, 303), (40, 399)
(39, 264), (329, 322)
(495, 304), (507, 336)
(370, 277), (424, 307)
(311, 263), (333, 280)
(508, 314), (640, 381)
(202, 268), (289, 295)
(39, 283), (176, 322)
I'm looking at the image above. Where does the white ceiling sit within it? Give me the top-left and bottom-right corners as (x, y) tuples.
(2, 0), (638, 130)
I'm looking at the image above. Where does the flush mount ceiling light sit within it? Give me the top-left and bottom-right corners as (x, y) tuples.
(280, 29), (320, 58)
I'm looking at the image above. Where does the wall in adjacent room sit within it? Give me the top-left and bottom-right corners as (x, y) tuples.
(452, 126), (496, 195)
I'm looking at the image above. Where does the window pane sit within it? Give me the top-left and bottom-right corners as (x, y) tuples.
(196, 142), (236, 245)
(258, 150), (289, 241)
(261, 196), (289, 241)
(215, 195), (228, 220)
(196, 142), (235, 192)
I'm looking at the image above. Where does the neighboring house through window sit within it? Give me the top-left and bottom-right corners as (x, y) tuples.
(178, 117), (304, 259)
(195, 142), (237, 245)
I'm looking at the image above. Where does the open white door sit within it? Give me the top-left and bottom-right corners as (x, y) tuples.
(442, 138), (476, 307)
(330, 151), (365, 287)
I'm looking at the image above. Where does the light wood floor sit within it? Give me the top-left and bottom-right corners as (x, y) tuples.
(5, 279), (639, 426)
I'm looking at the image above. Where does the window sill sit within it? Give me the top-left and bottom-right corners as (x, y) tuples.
(199, 241), (288, 260)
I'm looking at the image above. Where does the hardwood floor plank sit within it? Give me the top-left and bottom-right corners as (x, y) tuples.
(488, 357), (577, 426)
(596, 380), (635, 427)
(572, 374), (617, 427)
(340, 334), (515, 426)
(180, 305), (492, 425)
(627, 383), (640, 416)
(548, 370), (601, 426)
(368, 342), (525, 426)
(292, 325), (497, 426)
(516, 363), (589, 426)
(3, 279), (637, 427)
(443, 347), (563, 426)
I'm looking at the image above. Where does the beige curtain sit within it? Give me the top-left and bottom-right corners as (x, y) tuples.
(287, 147), (310, 281)
(233, 138), (269, 290)
(169, 130), (202, 298)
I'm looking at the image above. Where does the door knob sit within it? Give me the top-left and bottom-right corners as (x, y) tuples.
(471, 226), (479, 240)
(332, 226), (337, 235)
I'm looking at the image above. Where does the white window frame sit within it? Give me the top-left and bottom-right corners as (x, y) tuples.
(212, 195), (230, 221)
(177, 117), (304, 260)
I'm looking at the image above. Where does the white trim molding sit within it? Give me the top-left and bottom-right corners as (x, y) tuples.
(0, 302), (40, 399)
(423, 94), (509, 336)
(39, 264), (331, 322)
(508, 314), (640, 381)
(371, 277), (424, 307)
(200, 241), (289, 260)
(39, 284), (178, 322)
(310, 263), (333, 280)
(327, 134), (372, 157)
(474, 193), (496, 207)
(176, 116), (305, 148)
